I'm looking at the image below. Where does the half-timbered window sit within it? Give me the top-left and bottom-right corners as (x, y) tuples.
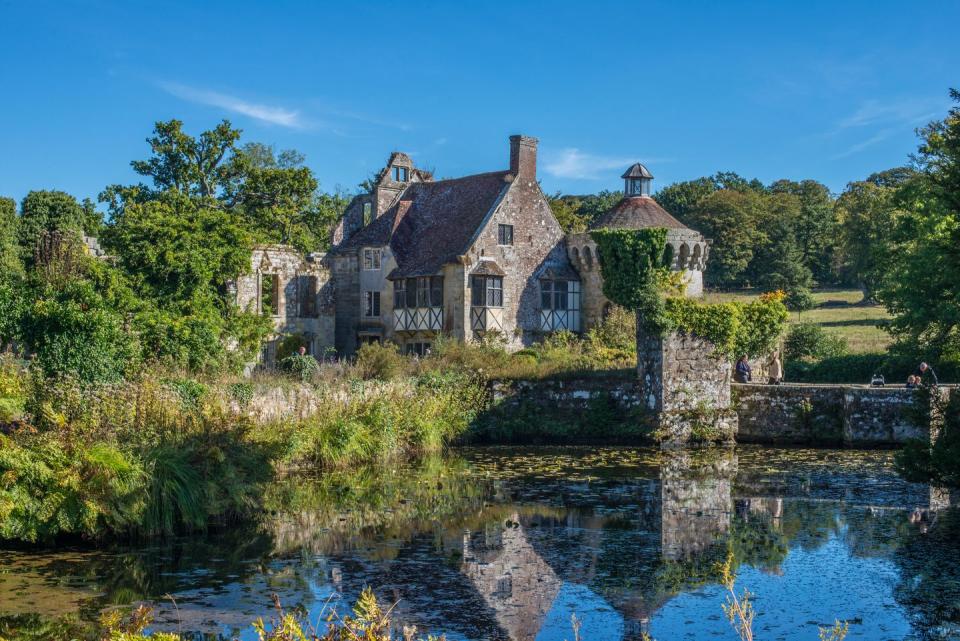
(540, 279), (581, 332)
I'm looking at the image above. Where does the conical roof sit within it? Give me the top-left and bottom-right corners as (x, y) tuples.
(591, 196), (689, 231)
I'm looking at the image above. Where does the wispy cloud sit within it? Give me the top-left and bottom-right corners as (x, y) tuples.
(159, 82), (305, 128)
(828, 96), (947, 159)
(544, 148), (670, 180)
(838, 97), (942, 130)
(831, 127), (897, 159)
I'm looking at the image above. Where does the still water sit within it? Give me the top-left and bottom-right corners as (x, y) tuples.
(1, 446), (959, 641)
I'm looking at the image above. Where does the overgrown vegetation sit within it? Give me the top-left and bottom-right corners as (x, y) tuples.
(896, 389), (960, 487)
(0, 353), (488, 544)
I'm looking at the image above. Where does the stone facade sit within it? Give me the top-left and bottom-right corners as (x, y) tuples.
(733, 383), (952, 446)
(319, 137), (709, 357)
(637, 330), (738, 447)
(232, 245), (334, 365)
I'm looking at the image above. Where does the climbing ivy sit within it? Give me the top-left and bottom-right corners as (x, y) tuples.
(591, 228), (674, 334)
(592, 228), (788, 356)
(664, 292), (788, 358)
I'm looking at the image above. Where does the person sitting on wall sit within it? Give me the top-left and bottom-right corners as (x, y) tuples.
(298, 345), (307, 356)
(767, 351), (783, 385)
(735, 355), (752, 384)
(905, 374), (918, 389)
(915, 362), (939, 386)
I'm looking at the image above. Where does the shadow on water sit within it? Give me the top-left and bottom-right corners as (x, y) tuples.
(1, 446), (959, 641)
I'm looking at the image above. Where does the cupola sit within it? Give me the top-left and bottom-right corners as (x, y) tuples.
(622, 162), (653, 197)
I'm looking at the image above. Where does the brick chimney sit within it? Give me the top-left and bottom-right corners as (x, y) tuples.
(509, 135), (538, 180)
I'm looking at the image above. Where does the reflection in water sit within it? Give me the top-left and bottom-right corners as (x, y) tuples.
(0, 446), (958, 641)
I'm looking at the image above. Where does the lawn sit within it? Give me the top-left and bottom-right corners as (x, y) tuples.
(703, 288), (892, 354)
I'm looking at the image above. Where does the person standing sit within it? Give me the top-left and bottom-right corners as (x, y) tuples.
(735, 355), (752, 383)
(915, 362), (939, 386)
(768, 351), (783, 385)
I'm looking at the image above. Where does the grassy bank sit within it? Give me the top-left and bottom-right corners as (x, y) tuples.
(0, 355), (487, 544)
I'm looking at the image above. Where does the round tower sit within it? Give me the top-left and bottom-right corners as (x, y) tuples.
(566, 163), (709, 329)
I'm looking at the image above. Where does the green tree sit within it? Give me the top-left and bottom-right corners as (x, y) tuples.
(750, 192), (813, 292)
(686, 189), (765, 288)
(129, 119), (242, 199)
(833, 179), (902, 299)
(0, 197), (21, 275)
(875, 89), (960, 355)
(655, 177), (717, 221)
(548, 194), (588, 233)
(17, 190), (88, 259)
(226, 143), (343, 252)
(769, 179), (836, 284)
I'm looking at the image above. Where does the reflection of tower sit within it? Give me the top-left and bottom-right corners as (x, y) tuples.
(460, 513), (563, 641)
(659, 450), (737, 560)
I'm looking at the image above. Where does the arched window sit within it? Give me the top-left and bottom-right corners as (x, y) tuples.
(583, 246), (593, 269)
(571, 246), (580, 264)
(692, 244), (703, 270)
(677, 243), (690, 269)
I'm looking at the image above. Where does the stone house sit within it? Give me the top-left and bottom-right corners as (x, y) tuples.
(235, 135), (709, 361)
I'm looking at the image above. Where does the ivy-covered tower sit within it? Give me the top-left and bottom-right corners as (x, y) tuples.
(566, 163), (710, 330)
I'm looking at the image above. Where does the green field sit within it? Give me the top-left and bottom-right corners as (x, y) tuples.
(703, 288), (892, 354)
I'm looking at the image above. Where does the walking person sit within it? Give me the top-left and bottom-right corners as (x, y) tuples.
(735, 355), (752, 384)
(768, 351), (783, 385)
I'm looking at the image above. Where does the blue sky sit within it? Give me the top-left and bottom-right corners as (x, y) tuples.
(1, 0), (958, 207)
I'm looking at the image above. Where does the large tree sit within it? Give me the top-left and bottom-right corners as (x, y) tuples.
(17, 191), (91, 260)
(685, 189), (765, 288)
(768, 179), (836, 284)
(876, 89), (960, 355)
(833, 178), (903, 299)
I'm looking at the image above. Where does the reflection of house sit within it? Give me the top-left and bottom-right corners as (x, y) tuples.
(234, 135), (710, 360)
(460, 513), (563, 641)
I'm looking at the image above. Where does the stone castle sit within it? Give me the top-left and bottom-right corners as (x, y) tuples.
(233, 135), (710, 362)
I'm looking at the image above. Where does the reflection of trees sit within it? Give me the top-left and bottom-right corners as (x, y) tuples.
(891, 507), (960, 637)
(262, 454), (492, 557)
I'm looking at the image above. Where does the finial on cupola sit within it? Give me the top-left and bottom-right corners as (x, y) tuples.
(622, 163), (653, 197)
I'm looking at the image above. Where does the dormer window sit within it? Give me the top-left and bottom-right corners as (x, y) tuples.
(392, 166), (409, 182)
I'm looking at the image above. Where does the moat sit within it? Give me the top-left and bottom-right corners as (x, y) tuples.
(1, 446), (958, 641)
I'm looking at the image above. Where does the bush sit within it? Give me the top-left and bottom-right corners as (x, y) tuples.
(278, 353), (320, 382)
(783, 323), (847, 362)
(275, 333), (308, 362)
(785, 286), (815, 312)
(355, 342), (404, 381)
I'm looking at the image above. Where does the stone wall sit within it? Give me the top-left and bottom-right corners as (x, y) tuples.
(733, 383), (951, 446)
(233, 245), (334, 364)
(637, 331), (738, 447)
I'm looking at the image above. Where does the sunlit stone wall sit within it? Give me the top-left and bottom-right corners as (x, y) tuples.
(733, 383), (951, 446)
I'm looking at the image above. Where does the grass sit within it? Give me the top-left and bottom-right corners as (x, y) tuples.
(704, 288), (891, 354)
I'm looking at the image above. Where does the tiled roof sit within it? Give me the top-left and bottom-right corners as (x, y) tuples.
(591, 196), (689, 231)
(333, 171), (512, 279)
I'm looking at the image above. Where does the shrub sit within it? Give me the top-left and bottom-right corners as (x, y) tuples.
(783, 323), (848, 362)
(275, 333), (308, 362)
(785, 286), (815, 312)
(278, 353), (320, 382)
(355, 342), (405, 381)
